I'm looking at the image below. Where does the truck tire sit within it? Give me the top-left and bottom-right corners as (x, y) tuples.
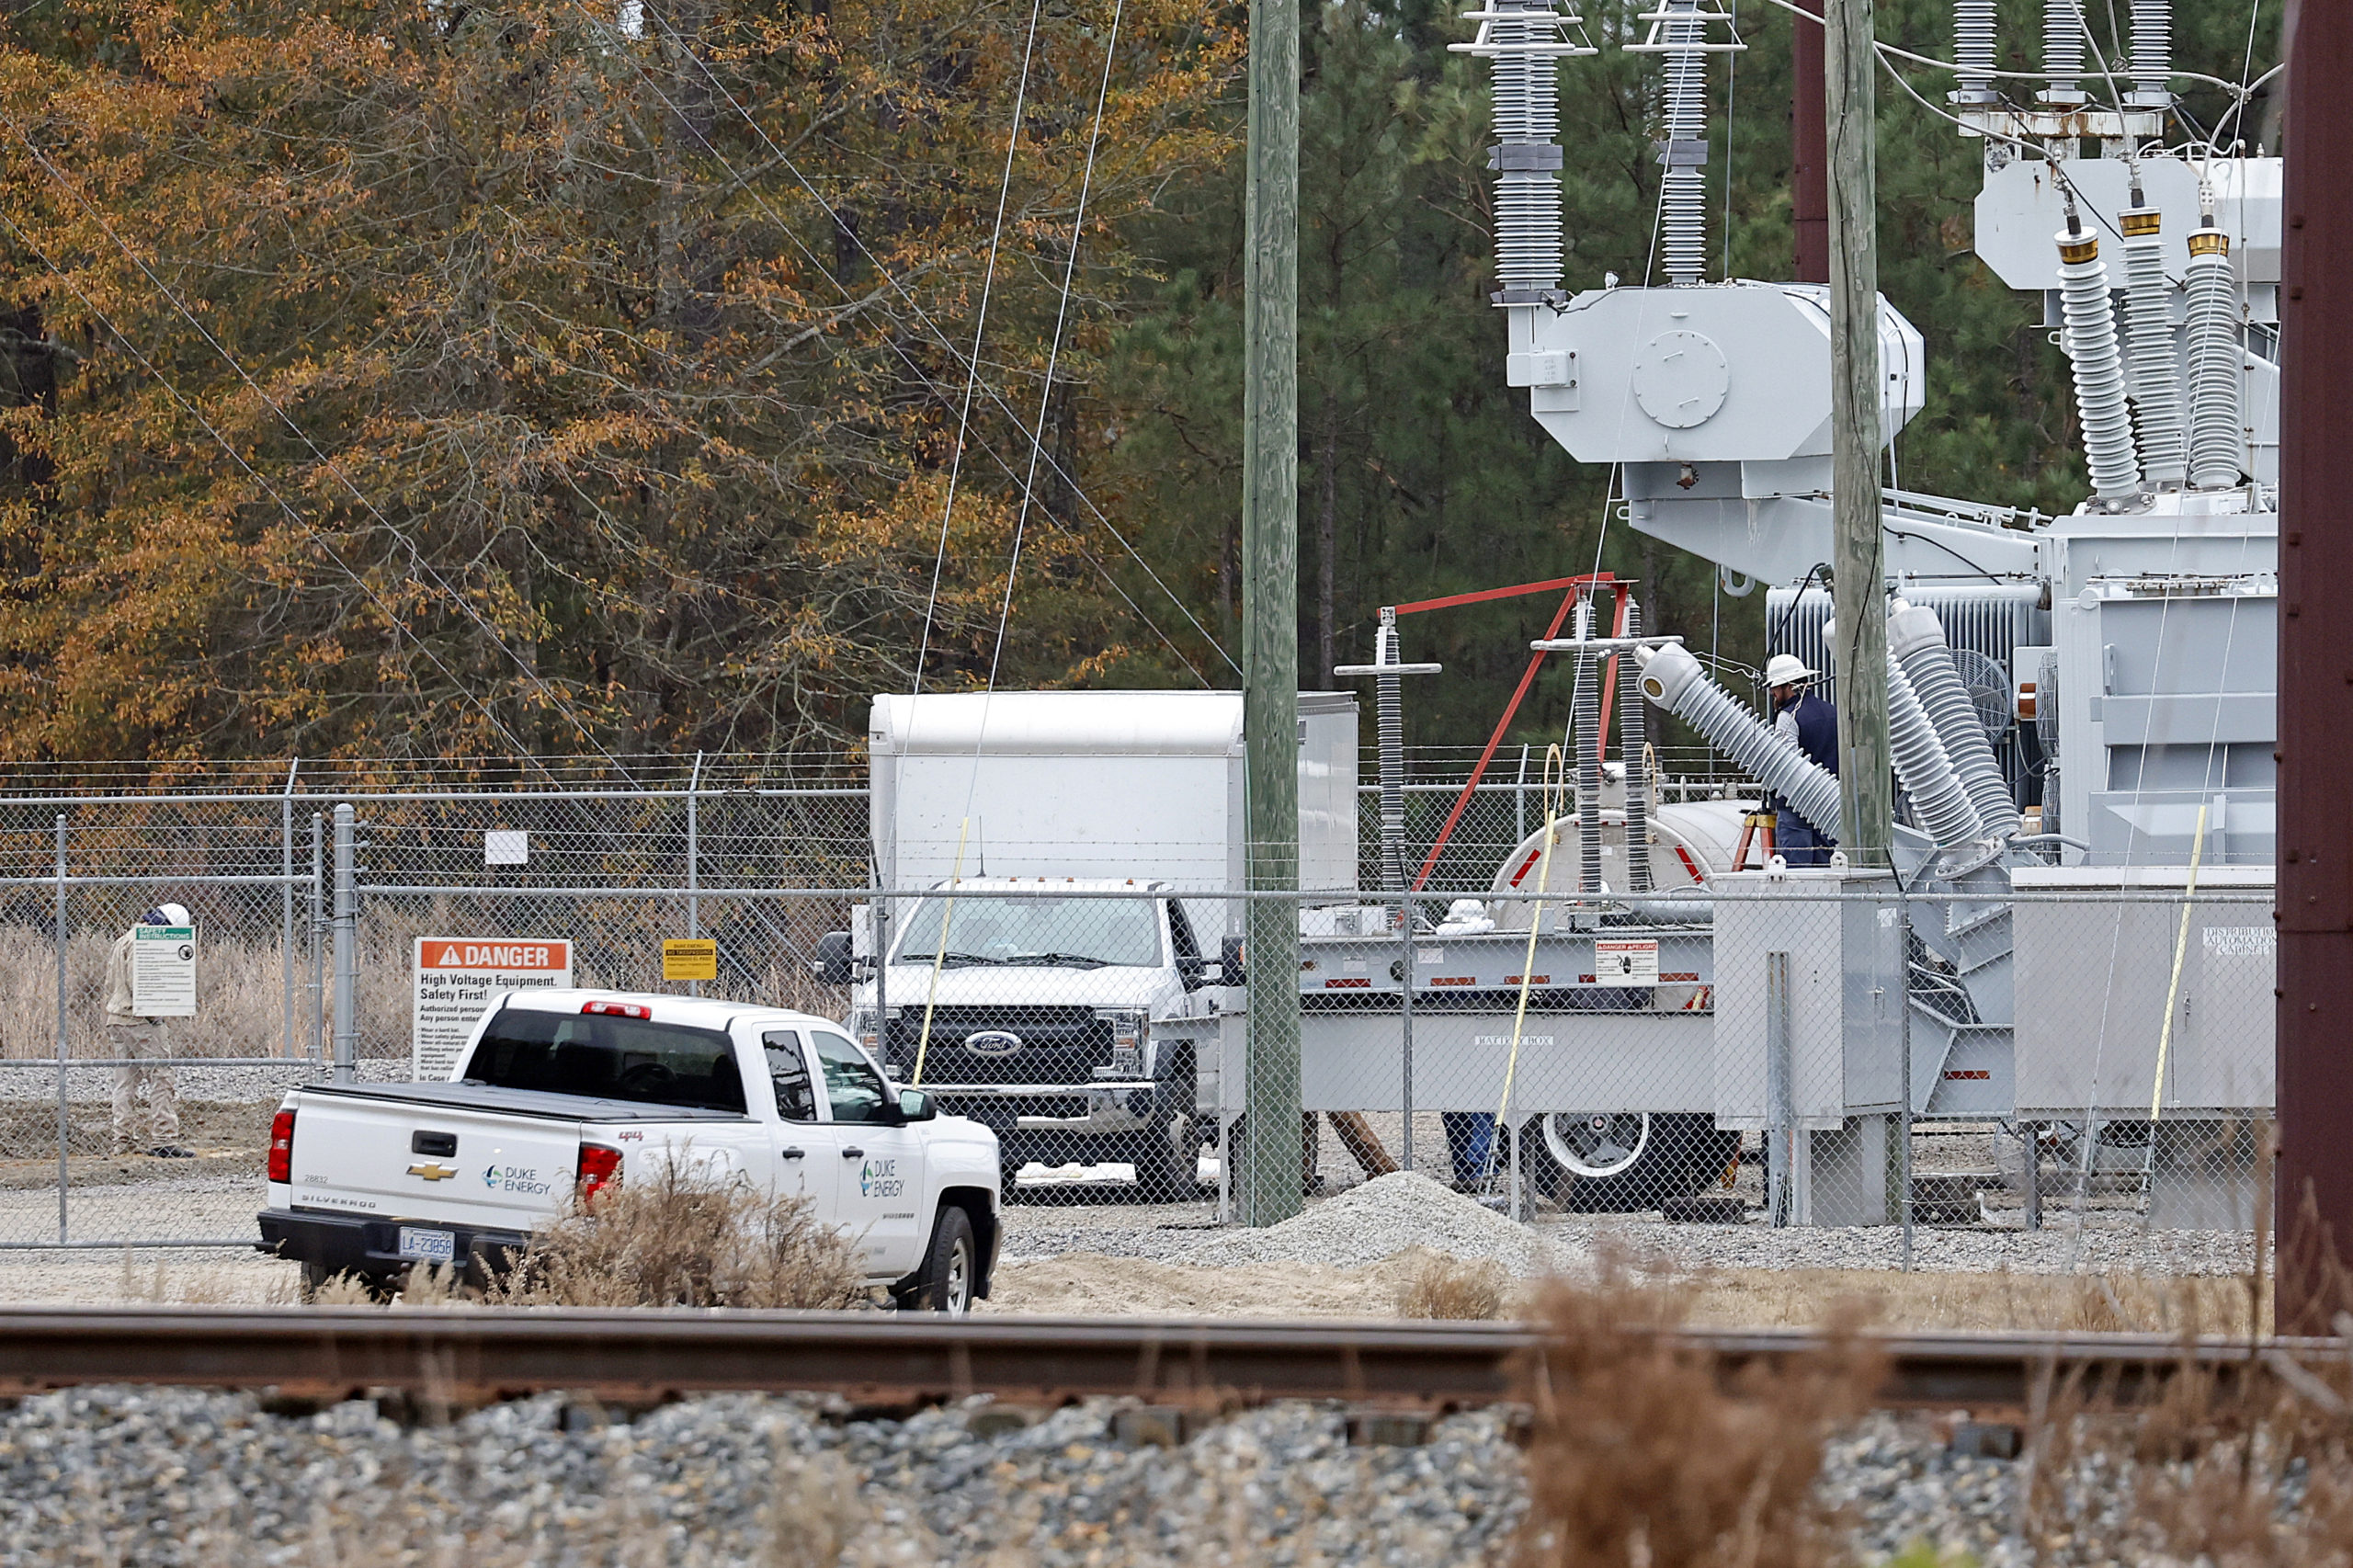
(1519, 1112), (1736, 1213)
(897, 1203), (977, 1314)
(1133, 1109), (1196, 1202)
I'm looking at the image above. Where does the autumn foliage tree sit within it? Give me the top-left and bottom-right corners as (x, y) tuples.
(0, 0), (1236, 760)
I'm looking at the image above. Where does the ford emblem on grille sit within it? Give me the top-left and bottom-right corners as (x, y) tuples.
(963, 1029), (1023, 1056)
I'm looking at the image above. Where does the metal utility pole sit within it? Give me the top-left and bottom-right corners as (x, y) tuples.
(2277, 0), (2348, 1334)
(1824, 0), (1891, 865)
(332, 803), (358, 1085)
(1790, 0), (1829, 283)
(1241, 0), (1303, 1227)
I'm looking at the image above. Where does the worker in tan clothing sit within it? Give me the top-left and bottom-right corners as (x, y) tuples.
(104, 904), (192, 1158)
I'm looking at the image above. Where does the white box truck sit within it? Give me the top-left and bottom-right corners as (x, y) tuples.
(818, 690), (1357, 1196)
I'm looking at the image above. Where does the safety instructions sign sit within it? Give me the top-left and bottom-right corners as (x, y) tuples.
(1594, 937), (1659, 987)
(131, 926), (198, 1017)
(412, 937), (572, 1081)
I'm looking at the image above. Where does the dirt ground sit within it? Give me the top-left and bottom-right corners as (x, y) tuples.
(983, 1250), (2260, 1332)
(0, 1240), (2260, 1334)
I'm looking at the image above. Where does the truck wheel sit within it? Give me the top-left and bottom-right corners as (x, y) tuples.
(1519, 1112), (1733, 1213)
(899, 1204), (976, 1314)
(1133, 1110), (1196, 1202)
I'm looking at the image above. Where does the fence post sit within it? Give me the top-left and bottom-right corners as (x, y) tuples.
(1767, 949), (1792, 1227)
(309, 813), (325, 1062)
(1897, 891), (1913, 1270)
(1399, 903), (1415, 1174)
(687, 750), (704, 999)
(282, 758), (299, 1058)
(333, 803), (357, 1085)
(53, 813), (68, 1244)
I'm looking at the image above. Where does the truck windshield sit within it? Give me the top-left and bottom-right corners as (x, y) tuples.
(893, 894), (1162, 969)
(460, 1008), (747, 1114)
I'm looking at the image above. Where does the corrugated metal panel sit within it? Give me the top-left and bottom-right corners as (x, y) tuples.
(1764, 585), (2051, 805)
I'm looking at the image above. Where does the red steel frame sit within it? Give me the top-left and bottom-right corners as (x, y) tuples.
(1392, 573), (1623, 891)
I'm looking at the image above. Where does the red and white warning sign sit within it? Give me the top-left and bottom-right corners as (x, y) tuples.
(412, 937), (573, 1080)
(1594, 937), (1659, 986)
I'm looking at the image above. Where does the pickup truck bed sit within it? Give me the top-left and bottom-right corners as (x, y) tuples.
(294, 1080), (755, 1123)
(259, 991), (1004, 1309)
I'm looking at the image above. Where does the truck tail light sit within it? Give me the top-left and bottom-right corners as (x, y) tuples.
(577, 1143), (624, 1203)
(267, 1109), (295, 1184)
(583, 1001), (651, 1019)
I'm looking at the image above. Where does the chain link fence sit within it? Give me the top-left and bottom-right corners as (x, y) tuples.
(0, 758), (2276, 1292)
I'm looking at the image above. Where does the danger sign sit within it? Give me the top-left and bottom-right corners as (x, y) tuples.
(1594, 938), (1659, 987)
(412, 936), (573, 1081)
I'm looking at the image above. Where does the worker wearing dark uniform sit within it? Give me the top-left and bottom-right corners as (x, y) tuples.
(1765, 653), (1838, 867)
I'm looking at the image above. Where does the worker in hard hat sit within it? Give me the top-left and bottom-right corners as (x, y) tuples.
(1765, 653), (1838, 867)
(104, 904), (192, 1158)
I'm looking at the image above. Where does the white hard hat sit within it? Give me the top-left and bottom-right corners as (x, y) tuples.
(1764, 653), (1818, 687)
(146, 903), (191, 926)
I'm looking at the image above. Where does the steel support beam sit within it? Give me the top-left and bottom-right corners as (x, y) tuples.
(2278, 0), (2351, 1334)
(1791, 0), (1829, 283)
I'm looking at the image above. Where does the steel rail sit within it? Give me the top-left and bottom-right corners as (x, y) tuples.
(0, 1308), (2312, 1412)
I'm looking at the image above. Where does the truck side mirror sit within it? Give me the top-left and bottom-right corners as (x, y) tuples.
(896, 1087), (937, 1123)
(814, 931), (854, 987)
(1177, 953), (1208, 992)
(1217, 935), (1246, 987)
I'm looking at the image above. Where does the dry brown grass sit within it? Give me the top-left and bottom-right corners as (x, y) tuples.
(1392, 1249), (1508, 1320)
(1514, 1267), (1880, 1568)
(1675, 1266), (2261, 1335)
(487, 1157), (867, 1309)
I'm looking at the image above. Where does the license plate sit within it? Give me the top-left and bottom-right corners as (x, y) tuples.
(396, 1226), (455, 1263)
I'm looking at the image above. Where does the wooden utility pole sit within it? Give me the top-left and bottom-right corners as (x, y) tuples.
(1824, 0), (1890, 865)
(2277, 0), (2347, 1333)
(1241, 0), (1303, 1226)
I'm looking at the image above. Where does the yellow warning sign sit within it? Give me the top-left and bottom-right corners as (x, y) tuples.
(663, 938), (719, 982)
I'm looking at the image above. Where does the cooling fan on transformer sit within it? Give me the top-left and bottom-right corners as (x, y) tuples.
(1948, 647), (2012, 744)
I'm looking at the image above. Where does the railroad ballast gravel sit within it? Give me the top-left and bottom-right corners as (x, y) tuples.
(0, 1387), (1529, 1567)
(0, 1385), (2192, 1565)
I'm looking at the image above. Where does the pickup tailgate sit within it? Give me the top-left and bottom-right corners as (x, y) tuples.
(286, 1084), (600, 1233)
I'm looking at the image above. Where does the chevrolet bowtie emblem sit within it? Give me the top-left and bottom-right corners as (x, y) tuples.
(407, 1163), (459, 1181)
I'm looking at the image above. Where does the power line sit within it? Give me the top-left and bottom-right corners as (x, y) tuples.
(591, 0), (1239, 678)
(2, 119), (640, 779)
(918, 0), (1051, 697)
(0, 209), (560, 773)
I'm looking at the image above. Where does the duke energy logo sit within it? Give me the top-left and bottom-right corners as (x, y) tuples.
(860, 1158), (904, 1199)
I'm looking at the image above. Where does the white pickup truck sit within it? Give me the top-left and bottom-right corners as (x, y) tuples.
(256, 990), (1003, 1311)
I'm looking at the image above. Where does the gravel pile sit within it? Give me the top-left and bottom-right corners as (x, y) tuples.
(1180, 1171), (1548, 1275)
(0, 1386), (1528, 1566)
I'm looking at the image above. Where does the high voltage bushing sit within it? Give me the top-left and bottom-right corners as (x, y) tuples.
(1887, 645), (1987, 847)
(2127, 0), (2173, 107)
(2120, 208), (2188, 487)
(2056, 224), (2145, 505)
(1889, 602), (2022, 840)
(2185, 224), (2245, 489)
(1637, 642), (1844, 843)
(2041, 0), (2087, 104)
(1951, 0), (1998, 103)
(1625, 0), (1744, 286)
(1452, 0), (1595, 301)
(1619, 598), (1654, 892)
(1566, 598), (1606, 893)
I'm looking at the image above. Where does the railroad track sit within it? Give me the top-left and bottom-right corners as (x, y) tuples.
(0, 1307), (2313, 1413)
